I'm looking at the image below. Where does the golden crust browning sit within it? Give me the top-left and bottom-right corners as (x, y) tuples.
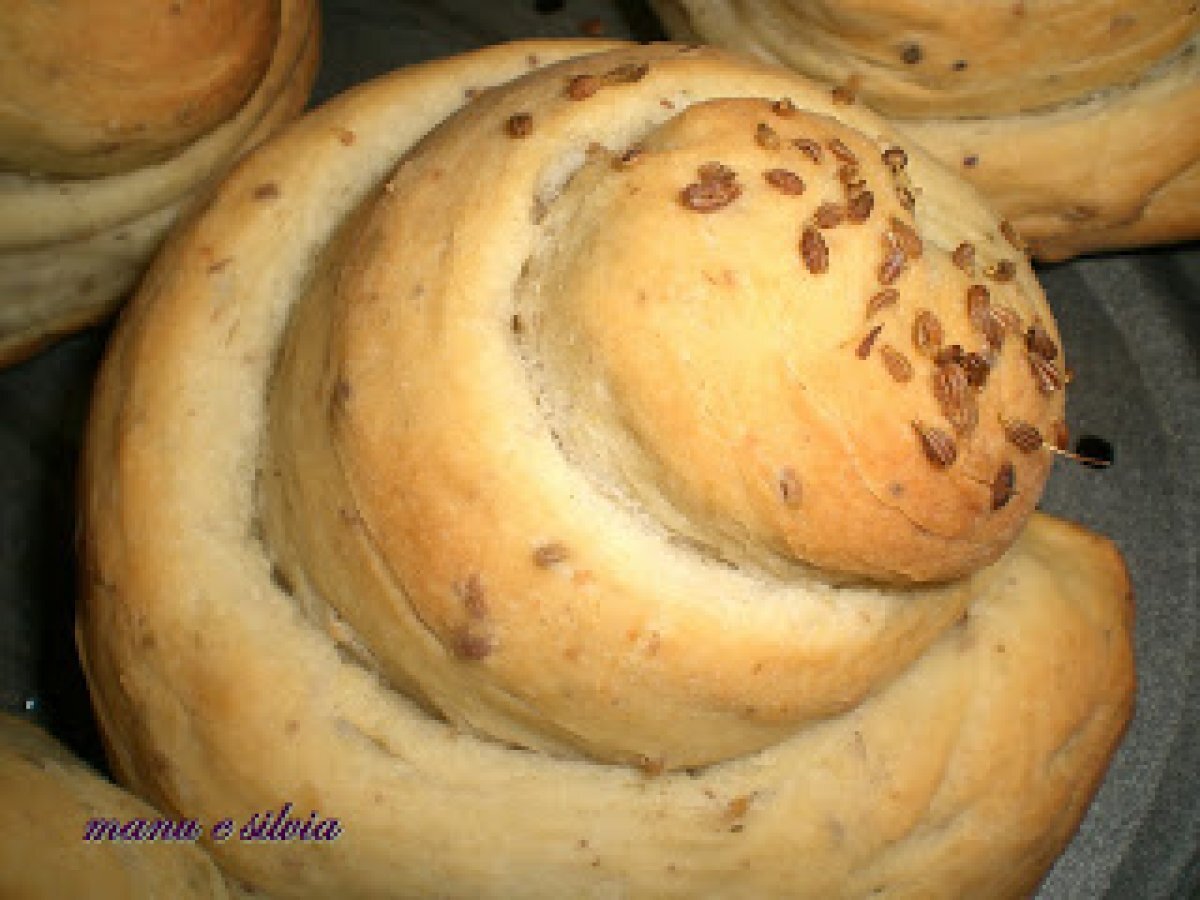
(649, 0), (1200, 259)
(650, 0), (1197, 117)
(77, 40), (1135, 897)
(0, 0), (320, 367)
(0, 0), (279, 177)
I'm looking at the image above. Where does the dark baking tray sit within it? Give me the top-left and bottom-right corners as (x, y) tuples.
(1, 2), (1196, 897)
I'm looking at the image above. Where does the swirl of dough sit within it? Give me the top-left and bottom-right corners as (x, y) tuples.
(79, 41), (1133, 898)
(262, 41), (1065, 769)
(0, 0), (280, 177)
(0, 0), (319, 365)
(648, 0), (1197, 117)
(648, 0), (1200, 259)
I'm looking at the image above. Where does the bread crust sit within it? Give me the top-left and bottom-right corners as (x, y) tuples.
(0, 0), (320, 366)
(0, 714), (229, 899)
(649, 0), (1200, 259)
(650, 0), (1196, 117)
(0, 0), (280, 177)
(78, 40), (1134, 898)
(903, 33), (1200, 261)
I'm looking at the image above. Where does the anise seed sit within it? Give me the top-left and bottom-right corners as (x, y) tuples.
(1004, 420), (1043, 453)
(961, 352), (991, 389)
(1027, 352), (1064, 394)
(505, 113), (534, 138)
(991, 462), (1016, 510)
(888, 217), (923, 259)
(846, 190), (875, 222)
(533, 542), (569, 567)
(1025, 322), (1059, 360)
(814, 202), (846, 229)
(912, 310), (944, 354)
(880, 345), (914, 382)
(680, 173), (741, 212)
(951, 242), (976, 274)
(828, 138), (858, 165)
(856, 323), (884, 359)
(913, 421), (957, 467)
(966, 284), (991, 329)
(763, 168), (805, 195)
(792, 138), (823, 163)
(932, 361), (970, 409)
(878, 244), (906, 285)
(934, 343), (965, 366)
(866, 288), (899, 319)
(801, 226), (829, 273)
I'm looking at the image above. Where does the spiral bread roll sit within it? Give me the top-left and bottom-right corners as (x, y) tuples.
(649, 0), (1200, 260)
(79, 41), (1134, 897)
(0, 714), (229, 899)
(0, 0), (320, 366)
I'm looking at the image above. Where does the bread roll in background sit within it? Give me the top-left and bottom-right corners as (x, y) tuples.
(76, 39), (1133, 897)
(649, 0), (1200, 261)
(0, 713), (230, 899)
(0, 0), (321, 367)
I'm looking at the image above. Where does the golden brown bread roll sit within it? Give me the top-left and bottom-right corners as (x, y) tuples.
(0, 714), (229, 899)
(0, 0), (280, 177)
(0, 0), (320, 366)
(649, 0), (1200, 260)
(78, 40), (1134, 897)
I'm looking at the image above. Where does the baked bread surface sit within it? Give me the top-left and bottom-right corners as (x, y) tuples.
(78, 40), (1135, 898)
(650, 0), (1197, 117)
(649, 0), (1200, 259)
(0, 714), (229, 899)
(0, 0), (320, 366)
(0, 0), (280, 177)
